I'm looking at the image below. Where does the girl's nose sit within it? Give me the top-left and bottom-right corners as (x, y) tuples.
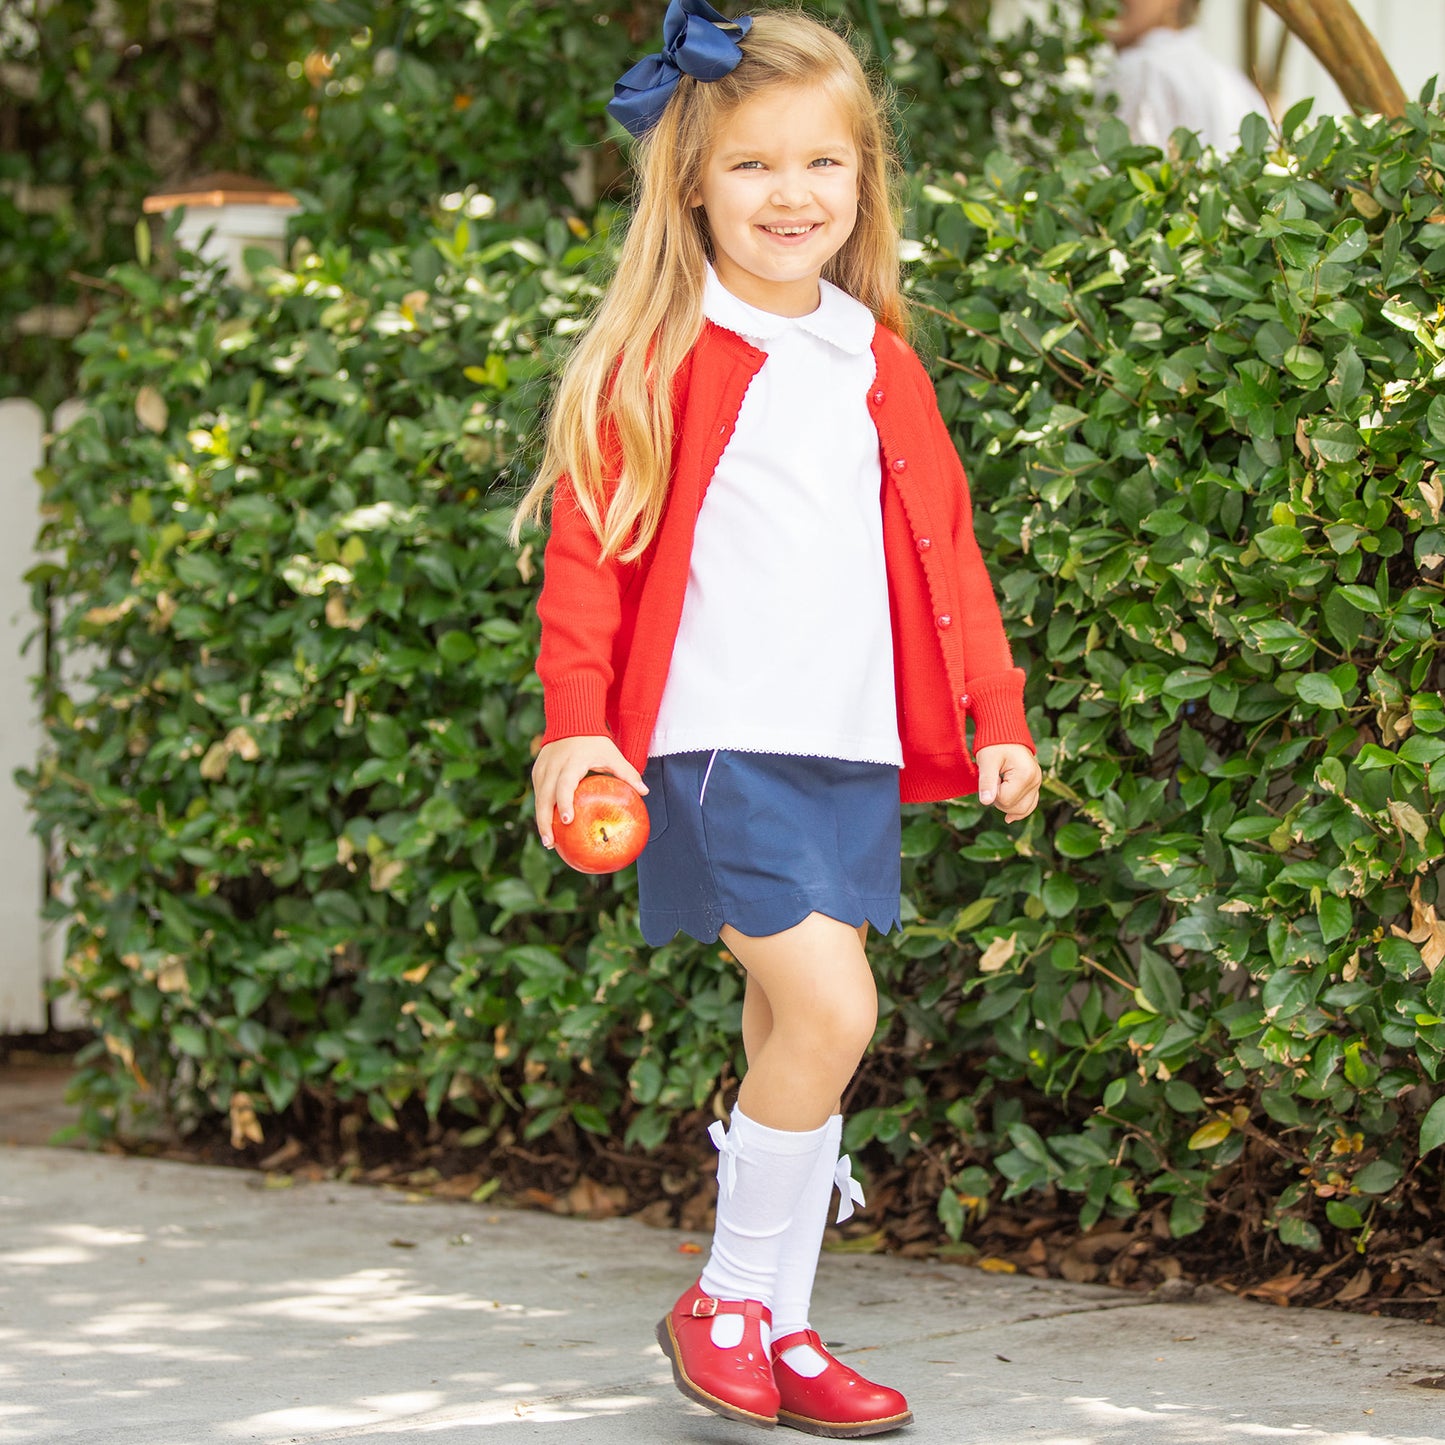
(770, 171), (810, 208)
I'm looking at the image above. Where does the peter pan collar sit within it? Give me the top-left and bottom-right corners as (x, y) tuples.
(703, 264), (875, 355)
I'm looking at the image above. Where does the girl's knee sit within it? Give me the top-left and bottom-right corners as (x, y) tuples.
(787, 992), (877, 1069)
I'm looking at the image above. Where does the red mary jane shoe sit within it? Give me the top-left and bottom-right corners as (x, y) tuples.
(771, 1330), (913, 1438)
(656, 1279), (779, 1429)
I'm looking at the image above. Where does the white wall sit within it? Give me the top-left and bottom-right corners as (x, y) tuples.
(0, 399), (55, 1033)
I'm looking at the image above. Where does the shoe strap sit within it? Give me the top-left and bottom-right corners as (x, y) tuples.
(771, 1327), (825, 1361)
(689, 1292), (772, 1324)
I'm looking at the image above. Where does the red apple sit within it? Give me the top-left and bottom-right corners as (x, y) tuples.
(552, 773), (651, 874)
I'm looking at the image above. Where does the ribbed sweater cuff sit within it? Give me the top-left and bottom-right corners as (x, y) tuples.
(542, 672), (610, 744)
(968, 668), (1034, 754)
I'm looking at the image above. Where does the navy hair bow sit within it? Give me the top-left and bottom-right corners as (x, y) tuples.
(607, 0), (753, 138)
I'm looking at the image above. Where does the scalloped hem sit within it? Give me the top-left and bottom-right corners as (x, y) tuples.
(640, 890), (902, 948)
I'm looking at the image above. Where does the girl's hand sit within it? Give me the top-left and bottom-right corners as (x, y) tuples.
(975, 744), (1042, 823)
(531, 736), (649, 849)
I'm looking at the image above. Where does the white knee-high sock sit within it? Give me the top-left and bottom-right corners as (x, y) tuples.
(769, 1114), (867, 1378)
(698, 1106), (831, 1348)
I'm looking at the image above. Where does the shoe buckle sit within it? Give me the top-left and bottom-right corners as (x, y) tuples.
(691, 1296), (720, 1318)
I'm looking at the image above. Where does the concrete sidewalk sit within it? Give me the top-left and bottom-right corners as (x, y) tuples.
(2, 1146), (1444, 1444)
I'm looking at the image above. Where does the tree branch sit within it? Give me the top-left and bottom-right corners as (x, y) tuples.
(1260, 0), (1407, 117)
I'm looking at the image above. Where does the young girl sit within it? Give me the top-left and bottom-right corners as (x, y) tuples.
(515, 2), (1041, 1434)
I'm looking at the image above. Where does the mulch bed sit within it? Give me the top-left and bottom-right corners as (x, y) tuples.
(10, 1031), (1439, 1323)
(113, 1101), (1445, 1327)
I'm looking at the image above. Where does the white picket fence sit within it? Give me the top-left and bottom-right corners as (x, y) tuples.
(0, 397), (82, 1033)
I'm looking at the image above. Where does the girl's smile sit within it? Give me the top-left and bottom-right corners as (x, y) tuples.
(691, 83), (859, 316)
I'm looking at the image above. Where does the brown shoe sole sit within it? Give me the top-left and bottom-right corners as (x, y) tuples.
(777, 1406), (915, 1438)
(655, 1315), (778, 1430)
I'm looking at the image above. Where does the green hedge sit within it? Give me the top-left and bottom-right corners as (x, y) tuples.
(908, 95), (1445, 1248)
(31, 88), (1445, 1260)
(3, 0), (1106, 407)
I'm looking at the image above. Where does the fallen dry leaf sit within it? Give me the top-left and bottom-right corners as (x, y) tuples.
(1391, 878), (1445, 973)
(135, 384), (168, 433)
(1334, 1269), (1373, 1304)
(431, 1171), (483, 1199)
(1242, 1271), (1307, 1306)
(259, 1138), (304, 1172)
(1421, 474), (1444, 524)
(978, 1256), (1018, 1274)
(566, 1175), (627, 1219)
(229, 1091), (263, 1150)
(978, 933), (1017, 974)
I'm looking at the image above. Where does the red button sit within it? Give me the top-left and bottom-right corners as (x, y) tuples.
(871, 389), (886, 405)
(916, 537), (932, 552)
(892, 457), (908, 472)
(937, 614), (952, 629)
(959, 693), (971, 707)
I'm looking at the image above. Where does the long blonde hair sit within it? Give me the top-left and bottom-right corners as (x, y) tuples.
(512, 8), (908, 562)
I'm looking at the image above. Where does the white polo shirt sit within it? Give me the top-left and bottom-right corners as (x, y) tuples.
(648, 267), (902, 765)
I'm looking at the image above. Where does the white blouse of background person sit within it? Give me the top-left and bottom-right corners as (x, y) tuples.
(1104, 6), (1270, 153)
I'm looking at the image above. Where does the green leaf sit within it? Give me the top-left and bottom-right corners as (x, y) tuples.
(1188, 1118), (1231, 1150)
(1055, 822), (1102, 858)
(365, 713), (409, 758)
(1296, 674), (1345, 709)
(170, 1024), (210, 1058)
(1255, 525), (1305, 562)
(1428, 394), (1445, 446)
(1419, 1096), (1445, 1156)
(572, 1103), (611, 1136)
(1323, 221), (1368, 265)
(418, 795), (464, 832)
(1326, 1200), (1364, 1230)
(1138, 946), (1183, 1015)
(1323, 349), (1358, 413)
(1169, 1193), (1206, 1238)
(437, 629), (477, 663)
(1318, 895), (1352, 944)
(1280, 96), (1314, 139)
(1277, 1215), (1322, 1251)
(1335, 584), (1385, 612)
(954, 895), (1000, 931)
(1283, 345), (1325, 383)
(1041, 872), (1079, 918)
(1307, 420), (1363, 463)
(1352, 1160), (1402, 1194)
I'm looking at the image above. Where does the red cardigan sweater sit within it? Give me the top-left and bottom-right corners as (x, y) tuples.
(535, 319), (1033, 804)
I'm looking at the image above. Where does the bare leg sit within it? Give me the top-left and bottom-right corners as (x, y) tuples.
(741, 971), (774, 1069)
(739, 923), (868, 1112)
(722, 915), (876, 1133)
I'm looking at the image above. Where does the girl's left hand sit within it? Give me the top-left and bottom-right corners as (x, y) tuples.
(975, 744), (1042, 822)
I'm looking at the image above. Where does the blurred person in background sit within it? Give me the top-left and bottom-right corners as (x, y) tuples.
(1105, 0), (1270, 150)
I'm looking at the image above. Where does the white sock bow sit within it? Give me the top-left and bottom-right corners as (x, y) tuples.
(833, 1153), (866, 1223)
(708, 1118), (739, 1200)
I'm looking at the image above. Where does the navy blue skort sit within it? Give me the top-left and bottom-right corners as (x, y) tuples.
(636, 750), (902, 947)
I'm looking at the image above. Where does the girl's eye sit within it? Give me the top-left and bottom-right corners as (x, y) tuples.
(810, 157), (840, 168)
(735, 160), (764, 170)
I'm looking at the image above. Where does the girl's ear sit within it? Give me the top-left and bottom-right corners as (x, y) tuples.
(688, 189), (704, 209)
